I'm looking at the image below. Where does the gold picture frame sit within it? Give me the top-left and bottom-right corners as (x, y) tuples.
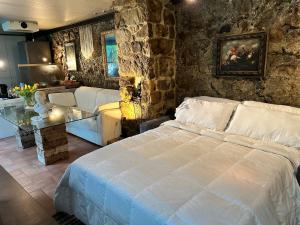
(216, 32), (268, 78)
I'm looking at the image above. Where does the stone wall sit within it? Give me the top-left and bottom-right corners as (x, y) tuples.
(114, 0), (176, 135)
(175, 0), (300, 107)
(49, 14), (119, 89)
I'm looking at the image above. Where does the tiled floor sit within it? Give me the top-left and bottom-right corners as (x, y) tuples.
(0, 135), (99, 215)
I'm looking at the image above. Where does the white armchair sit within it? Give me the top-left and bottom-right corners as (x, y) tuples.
(48, 87), (122, 146)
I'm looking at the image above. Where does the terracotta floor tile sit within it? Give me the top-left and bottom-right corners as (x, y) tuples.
(0, 134), (98, 214)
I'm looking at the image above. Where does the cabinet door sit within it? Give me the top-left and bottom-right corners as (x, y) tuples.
(0, 35), (26, 88)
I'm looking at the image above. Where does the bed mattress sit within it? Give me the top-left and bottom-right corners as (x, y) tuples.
(55, 121), (300, 225)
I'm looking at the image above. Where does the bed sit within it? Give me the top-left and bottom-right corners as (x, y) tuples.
(55, 97), (300, 225)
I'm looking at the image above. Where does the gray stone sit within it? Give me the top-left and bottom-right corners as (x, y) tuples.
(175, 0), (300, 107)
(49, 16), (119, 89)
(147, 0), (163, 23)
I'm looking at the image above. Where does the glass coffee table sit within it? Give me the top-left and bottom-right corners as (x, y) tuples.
(0, 105), (97, 165)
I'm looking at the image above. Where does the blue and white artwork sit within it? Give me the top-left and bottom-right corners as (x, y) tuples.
(103, 32), (119, 79)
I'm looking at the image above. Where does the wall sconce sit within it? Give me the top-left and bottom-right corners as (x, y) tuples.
(132, 82), (142, 101)
(132, 78), (142, 101)
(42, 57), (48, 63)
(171, 0), (197, 4)
(0, 60), (5, 69)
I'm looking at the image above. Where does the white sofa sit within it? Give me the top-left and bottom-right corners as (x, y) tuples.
(48, 86), (122, 146)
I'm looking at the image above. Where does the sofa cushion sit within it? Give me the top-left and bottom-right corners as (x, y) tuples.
(94, 89), (121, 113)
(74, 87), (102, 113)
(48, 92), (77, 107)
(67, 117), (98, 133)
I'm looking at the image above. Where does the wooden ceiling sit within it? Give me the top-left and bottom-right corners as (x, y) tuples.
(0, 0), (113, 30)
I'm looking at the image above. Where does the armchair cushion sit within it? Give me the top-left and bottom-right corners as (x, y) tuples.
(48, 92), (77, 107)
(67, 117), (98, 133)
(98, 102), (120, 113)
(94, 89), (121, 113)
(74, 87), (101, 113)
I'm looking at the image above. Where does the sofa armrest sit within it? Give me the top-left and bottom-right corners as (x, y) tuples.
(140, 116), (171, 133)
(97, 102), (120, 113)
(97, 102), (122, 145)
(297, 166), (300, 186)
(48, 92), (77, 107)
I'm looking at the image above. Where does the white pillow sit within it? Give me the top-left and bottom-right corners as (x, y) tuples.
(243, 101), (300, 115)
(226, 104), (300, 149)
(185, 96), (240, 105)
(48, 92), (77, 107)
(175, 98), (237, 131)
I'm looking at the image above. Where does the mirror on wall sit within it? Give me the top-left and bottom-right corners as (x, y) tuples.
(101, 31), (119, 79)
(65, 42), (77, 71)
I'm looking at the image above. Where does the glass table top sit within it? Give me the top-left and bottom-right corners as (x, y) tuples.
(0, 104), (97, 132)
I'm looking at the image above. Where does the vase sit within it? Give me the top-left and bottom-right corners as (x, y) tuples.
(23, 96), (35, 109)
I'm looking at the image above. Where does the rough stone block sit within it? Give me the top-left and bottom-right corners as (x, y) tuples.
(157, 79), (171, 90)
(149, 38), (174, 55)
(155, 24), (169, 38)
(163, 8), (175, 25)
(150, 91), (162, 104)
(15, 127), (35, 150)
(34, 124), (68, 165)
(147, 0), (163, 23)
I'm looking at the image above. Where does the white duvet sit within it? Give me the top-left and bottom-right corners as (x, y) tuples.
(55, 121), (300, 225)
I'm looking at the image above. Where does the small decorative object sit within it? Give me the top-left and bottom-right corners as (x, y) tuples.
(216, 32), (268, 78)
(101, 30), (119, 79)
(33, 91), (52, 120)
(65, 42), (77, 71)
(12, 83), (38, 108)
(79, 25), (94, 59)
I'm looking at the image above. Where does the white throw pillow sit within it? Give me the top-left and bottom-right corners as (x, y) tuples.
(243, 101), (300, 115)
(185, 96), (240, 105)
(48, 92), (77, 107)
(226, 104), (300, 149)
(175, 98), (237, 131)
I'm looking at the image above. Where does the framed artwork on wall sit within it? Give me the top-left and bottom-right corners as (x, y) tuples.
(101, 30), (119, 80)
(65, 42), (77, 71)
(216, 32), (268, 78)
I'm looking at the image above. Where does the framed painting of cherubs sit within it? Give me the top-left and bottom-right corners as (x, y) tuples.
(216, 32), (268, 78)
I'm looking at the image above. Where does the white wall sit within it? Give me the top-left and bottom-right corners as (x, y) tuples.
(0, 35), (25, 88)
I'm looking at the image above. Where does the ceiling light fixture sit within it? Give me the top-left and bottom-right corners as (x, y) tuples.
(186, 0), (196, 3)
(0, 60), (5, 68)
(170, 0), (197, 5)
